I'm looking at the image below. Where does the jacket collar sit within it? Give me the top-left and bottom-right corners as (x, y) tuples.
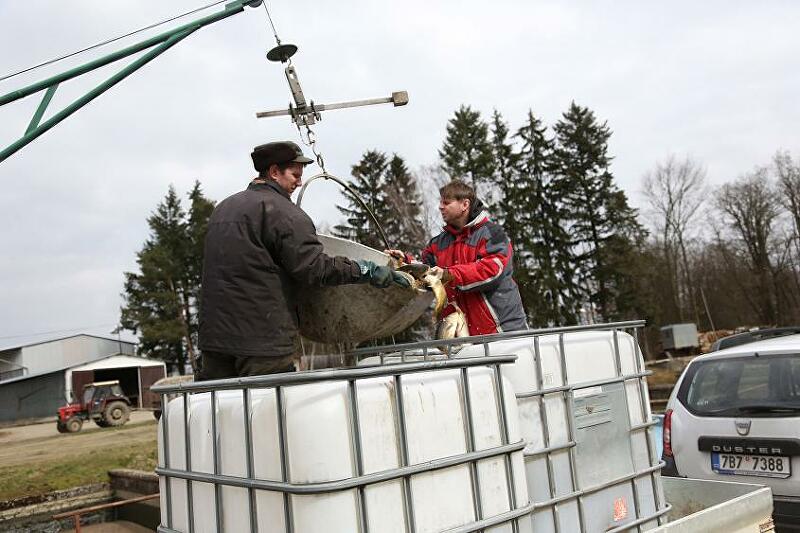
(248, 179), (290, 199)
(444, 197), (489, 236)
(444, 210), (490, 236)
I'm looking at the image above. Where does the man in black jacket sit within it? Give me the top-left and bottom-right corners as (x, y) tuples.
(197, 141), (407, 380)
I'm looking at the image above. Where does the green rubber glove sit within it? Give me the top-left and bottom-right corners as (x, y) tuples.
(355, 260), (411, 288)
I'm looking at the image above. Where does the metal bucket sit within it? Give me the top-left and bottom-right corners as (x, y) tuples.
(296, 234), (434, 345)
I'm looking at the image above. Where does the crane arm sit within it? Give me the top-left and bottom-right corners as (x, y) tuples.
(0, 0), (262, 164)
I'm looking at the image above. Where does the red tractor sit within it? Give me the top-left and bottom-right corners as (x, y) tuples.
(56, 380), (132, 433)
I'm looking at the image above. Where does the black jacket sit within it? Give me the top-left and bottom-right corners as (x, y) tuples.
(198, 180), (362, 357)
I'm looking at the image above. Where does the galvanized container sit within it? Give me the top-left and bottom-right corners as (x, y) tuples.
(295, 234), (434, 345)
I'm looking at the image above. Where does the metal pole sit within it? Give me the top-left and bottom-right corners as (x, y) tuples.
(276, 386), (294, 533)
(393, 374), (415, 533)
(242, 388), (258, 533)
(460, 367), (483, 522)
(558, 333), (587, 532)
(211, 391), (223, 532)
(347, 380), (369, 532)
(534, 336), (561, 533)
(633, 327), (666, 525)
(613, 329), (642, 532)
(0, 0), (261, 163)
(492, 362), (519, 533)
(183, 392), (195, 533)
(25, 84), (58, 134)
(0, 27), (197, 163)
(255, 92), (408, 118)
(700, 287), (717, 334)
(0, 0), (257, 107)
(162, 392), (174, 529)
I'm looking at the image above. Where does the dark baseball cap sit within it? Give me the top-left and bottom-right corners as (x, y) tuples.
(251, 141), (314, 172)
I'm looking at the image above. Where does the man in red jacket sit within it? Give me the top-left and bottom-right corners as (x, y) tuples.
(391, 180), (527, 336)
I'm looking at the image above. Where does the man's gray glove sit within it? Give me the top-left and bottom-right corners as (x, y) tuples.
(355, 260), (411, 288)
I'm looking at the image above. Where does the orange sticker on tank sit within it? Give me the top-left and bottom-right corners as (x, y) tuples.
(613, 497), (628, 522)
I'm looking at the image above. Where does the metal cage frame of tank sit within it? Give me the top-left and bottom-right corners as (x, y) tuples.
(348, 320), (672, 532)
(154, 355), (531, 533)
(154, 320), (672, 533)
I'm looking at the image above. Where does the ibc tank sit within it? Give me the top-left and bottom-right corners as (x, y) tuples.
(156, 356), (532, 533)
(457, 327), (670, 532)
(349, 321), (671, 532)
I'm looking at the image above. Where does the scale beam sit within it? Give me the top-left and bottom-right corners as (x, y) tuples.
(256, 91), (408, 121)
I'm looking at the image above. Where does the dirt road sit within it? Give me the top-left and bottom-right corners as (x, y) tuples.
(0, 412), (157, 469)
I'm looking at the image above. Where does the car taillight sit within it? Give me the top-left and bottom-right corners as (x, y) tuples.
(663, 409), (673, 457)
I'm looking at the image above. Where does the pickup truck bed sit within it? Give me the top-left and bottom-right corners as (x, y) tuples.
(656, 477), (774, 532)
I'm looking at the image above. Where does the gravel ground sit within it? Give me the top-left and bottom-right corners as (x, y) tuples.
(0, 412), (156, 469)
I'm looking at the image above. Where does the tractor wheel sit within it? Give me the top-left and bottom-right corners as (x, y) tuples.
(56, 421), (67, 433)
(65, 416), (83, 433)
(103, 401), (131, 427)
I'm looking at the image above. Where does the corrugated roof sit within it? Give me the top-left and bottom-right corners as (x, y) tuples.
(0, 353), (161, 386)
(0, 332), (136, 352)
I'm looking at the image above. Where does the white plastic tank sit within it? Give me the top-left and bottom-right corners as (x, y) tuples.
(156, 358), (532, 532)
(458, 328), (668, 532)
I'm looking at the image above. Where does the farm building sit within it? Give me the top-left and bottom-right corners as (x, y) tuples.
(0, 333), (165, 424)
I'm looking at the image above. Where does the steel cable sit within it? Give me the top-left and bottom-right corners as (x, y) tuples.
(0, 0), (229, 83)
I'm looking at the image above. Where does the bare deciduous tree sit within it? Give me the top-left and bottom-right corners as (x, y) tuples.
(714, 169), (783, 324)
(773, 151), (800, 295)
(775, 151), (800, 232)
(414, 163), (449, 240)
(641, 155), (707, 323)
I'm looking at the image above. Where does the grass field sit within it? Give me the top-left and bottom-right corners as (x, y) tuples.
(0, 420), (158, 501)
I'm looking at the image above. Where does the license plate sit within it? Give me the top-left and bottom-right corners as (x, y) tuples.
(711, 452), (791, 479)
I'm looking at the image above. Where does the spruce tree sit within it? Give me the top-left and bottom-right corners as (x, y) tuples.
(439, 105), (495, 193)
(121, 184), (215, 374)
(384, 154), (428, 252)
(489, 110), (532, 322)
(184, 181), (215, 365)
(186, 181), (215, 292)
(514, 110), (582, 326)
(489, 110), (520, 229)
(334, 150), (391, 250)
(553, 102), (646, 321)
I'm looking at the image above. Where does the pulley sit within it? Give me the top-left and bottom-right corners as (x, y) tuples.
(266, 43), (297, 63)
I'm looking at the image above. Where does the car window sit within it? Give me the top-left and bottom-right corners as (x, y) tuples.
(790, 358), (800, 397)
(680, 354), (800, 416)
(686, 363), (732, 410)
(736, 359), (771, 401)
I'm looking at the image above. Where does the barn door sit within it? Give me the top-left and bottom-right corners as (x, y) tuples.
(139, 366), (166, 409)
(71, 370), (95, 403)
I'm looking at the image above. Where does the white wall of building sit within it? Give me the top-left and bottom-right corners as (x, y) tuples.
(64, 354), (165, 402)
(20, 335), (135, 376)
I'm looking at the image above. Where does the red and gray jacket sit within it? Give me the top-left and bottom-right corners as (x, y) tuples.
(421, 201), (528, 336)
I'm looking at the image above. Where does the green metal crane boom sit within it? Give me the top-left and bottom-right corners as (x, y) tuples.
(0, 0), (263, 163)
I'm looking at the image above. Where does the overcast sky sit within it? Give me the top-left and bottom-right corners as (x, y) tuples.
(1, 1), (798, 345)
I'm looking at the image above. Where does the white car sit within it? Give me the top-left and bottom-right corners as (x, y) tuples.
(662, 332), (800, 530)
